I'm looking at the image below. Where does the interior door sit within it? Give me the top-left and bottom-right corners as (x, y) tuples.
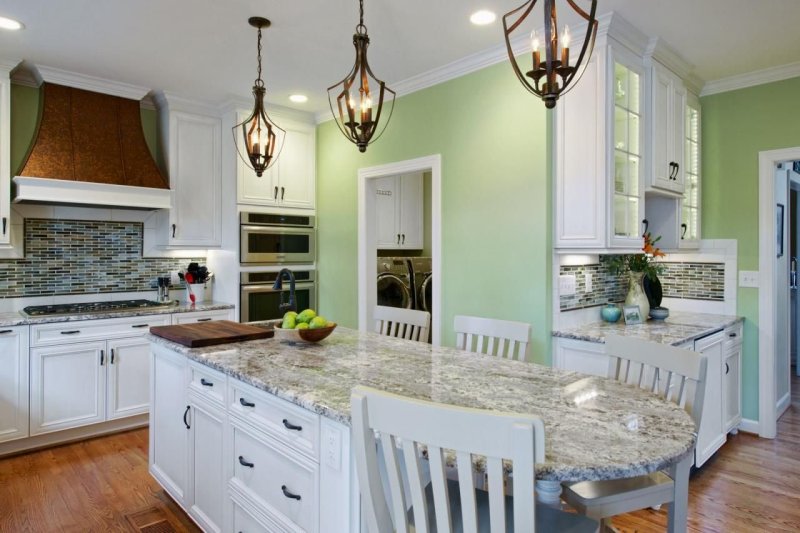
(775, 167), (791, 414)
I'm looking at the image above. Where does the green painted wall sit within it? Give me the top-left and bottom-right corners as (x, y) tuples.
(702, 76), (800, 420)
(316, 61), (552, 361)
(10, 83), (161, 175)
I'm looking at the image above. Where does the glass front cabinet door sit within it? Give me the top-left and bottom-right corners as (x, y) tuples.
(680, 95), (701, 248)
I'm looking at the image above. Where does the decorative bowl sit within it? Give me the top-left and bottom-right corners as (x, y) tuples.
(274, 323), (337, 343)
(600, 304), (622, 323)
(649, 307), (670, 320)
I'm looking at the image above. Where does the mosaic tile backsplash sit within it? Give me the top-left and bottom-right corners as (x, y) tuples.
(560, 256), (725, 311)
(0, 219), (205, 298)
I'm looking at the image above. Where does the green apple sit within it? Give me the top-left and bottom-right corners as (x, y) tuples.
(309, 316), (328, 329)
(295, 322), (310, 330)
(296, 309), (317, 324)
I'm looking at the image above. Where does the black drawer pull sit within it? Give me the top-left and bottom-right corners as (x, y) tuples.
(197, 318), (212, 322)
(281, 485), (301, 500)
(131, 324), (150, 328)
(61, 330), (81, 335)
(238, 456), (254, 468)
(183, 405), (191, 429)
(0, 330), (12, 334)
(725, 362), (730, 375)
(728, 332), (737, 338)
(282, 419), (302, 431)
(240, 398), (255, 408)
(100, 350), (105, 366)
(200, 378), (214, 387)
(110, 349), (115, 365)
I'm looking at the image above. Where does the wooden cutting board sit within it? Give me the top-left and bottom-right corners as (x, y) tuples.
(149, 320), (274, 347)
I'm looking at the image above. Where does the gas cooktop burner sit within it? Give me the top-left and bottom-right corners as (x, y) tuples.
(22, 299), (174, 317)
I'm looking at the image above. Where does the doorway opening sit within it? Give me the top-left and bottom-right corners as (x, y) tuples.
(758, 148), (800, 438)
(357, 155), (442, 345)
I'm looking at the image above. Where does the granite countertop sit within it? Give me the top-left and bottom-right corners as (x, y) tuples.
(148, 326), (696, 482)
(0, 301), (234, 327)
(552, 311), (743, 346)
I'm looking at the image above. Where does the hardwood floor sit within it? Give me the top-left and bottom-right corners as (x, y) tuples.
(2, 377), (800, 532)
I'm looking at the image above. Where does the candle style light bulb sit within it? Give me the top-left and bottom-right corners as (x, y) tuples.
(561, 24), (571, 67)
(530, 30), (541, 70)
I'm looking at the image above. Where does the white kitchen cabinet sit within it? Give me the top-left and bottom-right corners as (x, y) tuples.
(150, 344), (191, 506)
(555, 34), (647, 251)
(30, 341), (107, 435)
(680, 95), (702, 249)
(647, 61), (686, 195)
(237, 112), (316, 210)
(188, 394), (225, 533)
(0, 61), (15, 247)
(107, 337), (151, 420)
(172, 308), (234, 325)
(375, 172), (424, 250)
(0, 326), (29, 443)
(553, 337), (610, 377)
(694, 331), (725, 467)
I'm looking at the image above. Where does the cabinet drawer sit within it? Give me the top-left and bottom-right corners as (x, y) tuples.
(232, 424), (318, 532)
(188, 362), (226, 407)
(172, 309), (232, 325)
(230, 380), (319, 460)
(724, 322), (743, 347)
(31, 315), (170, 347)
(233, 502), (271, 533)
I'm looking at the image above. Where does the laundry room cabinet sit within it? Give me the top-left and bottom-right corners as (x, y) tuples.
(375, 172), (423, 250)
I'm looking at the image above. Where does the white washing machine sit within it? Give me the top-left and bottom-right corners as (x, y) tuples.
(409, 257), (432, 314)
(377, 257), (414, 309)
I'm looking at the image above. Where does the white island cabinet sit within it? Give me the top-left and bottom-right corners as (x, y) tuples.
(150, 344), (353, 533)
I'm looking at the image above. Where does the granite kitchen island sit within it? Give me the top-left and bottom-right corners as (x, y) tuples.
(148, 326), (696, 532)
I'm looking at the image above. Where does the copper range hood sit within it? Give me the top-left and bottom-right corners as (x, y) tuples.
(13, 82), (171, 209)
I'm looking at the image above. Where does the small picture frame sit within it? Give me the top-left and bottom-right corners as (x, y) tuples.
(623, 304), (643, 325)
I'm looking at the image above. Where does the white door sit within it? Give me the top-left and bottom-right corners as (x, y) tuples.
(776, 167), (791, 413)
(107, 337), (151, 420)
(399, 173), (424, 249)
(189, 399), (225, 533)
(30, 341), (107, 435)
(150, 348), (189, 504)
(0, 326), (29, 443)
(278, 123), (315, 209)
(374, 175), (400, 249)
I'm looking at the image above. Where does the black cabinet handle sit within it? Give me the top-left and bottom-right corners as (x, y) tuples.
(0, 330), (12, 334)
(282, 419), (302, 431)
(281, 485), (301, 501)
(401, 233), (405, 245)
(200, 378), (214, 387)
(110, 349), (115, 365)
(673, 163), (680, 179)
(172, 224), (176, 238)
(396, 234), (400, 245)
(2, 216), (6, 235)
(281, 186), (285, 200)
(274, 186), (279, 200)
(100, 350), (105, 366)
(183, 405), (191, 429)
(238, 456), (255, 468)
(681, 223), (688, 239)
(729, 332), (737, 338)
(642, 219), (649, 235)
(240, 397), (255, 408)
(61, 330), (81, 335)
(131, 324), (150, 328)
(197, 318), (212, 322)
(725, 362), (730, 375)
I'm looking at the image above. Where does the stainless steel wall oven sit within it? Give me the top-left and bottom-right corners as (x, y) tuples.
(240, 212), (315, 264)
(240, 270), (317, 322)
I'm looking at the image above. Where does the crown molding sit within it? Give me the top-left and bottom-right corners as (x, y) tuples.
(33, 65), (150, 100)
(220, 95), (315, 125)
(645, 37), (695, 81)
(700, 61), (800, 97)
(153, 90), (222, 117)
(0, 58), (22, 76)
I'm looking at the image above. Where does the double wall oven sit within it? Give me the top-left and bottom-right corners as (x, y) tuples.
(239, 212), (317, 322)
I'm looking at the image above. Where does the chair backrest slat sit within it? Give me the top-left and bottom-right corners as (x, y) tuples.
(351, 386), (545, 533)
(453, 315), (532, 361)
(374, 305), (431, 343)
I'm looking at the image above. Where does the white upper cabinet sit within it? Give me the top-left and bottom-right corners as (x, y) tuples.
(237, 112), (316, 210)
(647, 61), (686, 195)
(555, 22), (647, 252)
(680, 94), (702, 248)
(0, 60), (18, 248)
(375, 172), (424, 250)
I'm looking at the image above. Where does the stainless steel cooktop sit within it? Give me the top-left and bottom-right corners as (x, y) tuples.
(22, 299), (173, 317)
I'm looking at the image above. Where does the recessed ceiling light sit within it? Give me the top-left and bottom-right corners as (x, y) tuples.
(289, 94), (308, 104)
(470, 10), (496, 26)
(0, 16), (24, 31)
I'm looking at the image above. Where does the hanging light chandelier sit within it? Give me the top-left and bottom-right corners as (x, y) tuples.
(233, 17), (285, 177)
(327, 0), (396, 153)
(503, 0), (599, 109)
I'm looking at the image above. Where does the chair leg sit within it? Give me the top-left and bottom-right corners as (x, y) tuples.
(599, 517), (616, 533)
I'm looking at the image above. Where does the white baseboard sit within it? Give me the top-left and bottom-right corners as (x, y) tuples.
(777, 392), (791, 418)
(738, 418), (760, 435)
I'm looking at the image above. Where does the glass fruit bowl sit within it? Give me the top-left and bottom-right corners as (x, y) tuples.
(273, 323), (337, 343)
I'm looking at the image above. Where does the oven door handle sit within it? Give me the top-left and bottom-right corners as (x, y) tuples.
(241, 225), (313, 235)
(241, 283), (316, 293)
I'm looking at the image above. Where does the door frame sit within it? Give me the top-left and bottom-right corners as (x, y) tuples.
(758, 147), (800, 438)
(357, 154), (442, 345)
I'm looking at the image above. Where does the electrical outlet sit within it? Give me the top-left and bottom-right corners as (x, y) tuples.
(585, 273), (593, 293)
(324, 426), (341, 470)
(559, 275), (577, 296)
(739, 271), (759, 288)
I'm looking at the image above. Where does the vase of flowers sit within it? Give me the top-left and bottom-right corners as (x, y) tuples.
(608, 232), (665, 321)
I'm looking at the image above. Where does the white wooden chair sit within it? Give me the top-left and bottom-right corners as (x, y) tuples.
(453, 315), (531, 361)
(351, 385), (598, 533)
(375, 305), (431, 342)
(562, 334), (708, 531)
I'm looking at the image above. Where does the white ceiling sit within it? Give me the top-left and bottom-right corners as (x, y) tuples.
(1, 0), (799, 114)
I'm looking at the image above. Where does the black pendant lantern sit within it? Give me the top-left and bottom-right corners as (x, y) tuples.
(327, 0), (396, 153)
(503, 0), (599, 109)
(233, 17), (285, 177)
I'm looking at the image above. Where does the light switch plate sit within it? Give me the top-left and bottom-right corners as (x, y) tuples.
(559, 275), (577, 296)
(739, 271), (759, 288)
